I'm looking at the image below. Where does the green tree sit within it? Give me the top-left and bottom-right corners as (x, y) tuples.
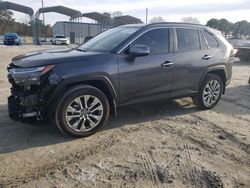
(233, 20), (250, 39)
(207, 18), (233, 37)
(218, 19), (234, 36)
(207, 18), (220, 29)
(6, 21), (31, 36)
(43, 24), (53, 37)
(0, 10), (14, 34)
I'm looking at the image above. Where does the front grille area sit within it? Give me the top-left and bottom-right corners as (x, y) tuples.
(7, 65), (62, 123)
(7, 72), (55, 122)
(8, 95), (19, 121)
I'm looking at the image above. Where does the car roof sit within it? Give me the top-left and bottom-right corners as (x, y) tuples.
(130, 22), (218, 31)
(120, 22), (220, 35)
(121, 22), (204, 28)
(4, 33), (18, 35)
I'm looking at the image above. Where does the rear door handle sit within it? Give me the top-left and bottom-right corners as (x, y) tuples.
(161, 61), (174, 68)
(202, 54), (212, 60)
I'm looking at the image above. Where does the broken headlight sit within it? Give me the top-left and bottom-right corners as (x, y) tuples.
(9, 65), (54, 85)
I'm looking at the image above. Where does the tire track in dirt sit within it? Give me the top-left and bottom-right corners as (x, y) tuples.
(1, 121), (168, 187)
(0, 135), (120, 187)
(165, 117), (205, 187)
(159, 101), (248, 186)
(184, 139), (224, 188)
(144, 116), (223, 187)
(140, 153), (160, 187)
(191, 114), (250, 155)
(173, 129), (224, 188)
(141, 119), (192, 186)
(187, 136), (218, 154)
(184, 142), (204, 187)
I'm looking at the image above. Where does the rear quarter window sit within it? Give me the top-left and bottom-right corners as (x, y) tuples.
(176, 28), (200, 51)
(203, 30), (219, 48)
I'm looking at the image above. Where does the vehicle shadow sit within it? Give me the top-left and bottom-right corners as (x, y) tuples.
(0, 99), (198, 154)
(105, 99), (198, 131)
(0, 105), (72, 154)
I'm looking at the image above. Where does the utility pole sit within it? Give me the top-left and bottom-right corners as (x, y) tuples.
(146, 8), (148, 24)
(41, 0), (46, 41)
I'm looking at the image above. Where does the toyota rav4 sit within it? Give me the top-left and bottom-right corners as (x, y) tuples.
(7, 23), (234, 137)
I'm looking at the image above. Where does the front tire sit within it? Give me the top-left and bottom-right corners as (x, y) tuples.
(193, 74), (223, 110)
(54, 85), (110, 138)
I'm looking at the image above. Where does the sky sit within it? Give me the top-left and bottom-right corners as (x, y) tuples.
(4, 0), (250, 26)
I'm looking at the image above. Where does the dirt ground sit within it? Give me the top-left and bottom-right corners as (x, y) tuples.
(0, 45), (249, 188)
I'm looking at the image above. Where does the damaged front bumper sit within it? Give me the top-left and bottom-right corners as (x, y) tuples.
(7, 64), (62, 122)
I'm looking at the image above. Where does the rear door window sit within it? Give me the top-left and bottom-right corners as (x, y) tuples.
(176, 28), (200, 51)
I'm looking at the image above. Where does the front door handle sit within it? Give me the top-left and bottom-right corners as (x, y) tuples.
(202, 54), (212, 60)
(161, 61), (174, 68)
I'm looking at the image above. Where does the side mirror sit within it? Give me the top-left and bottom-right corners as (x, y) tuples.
(126, 45), (150, 61)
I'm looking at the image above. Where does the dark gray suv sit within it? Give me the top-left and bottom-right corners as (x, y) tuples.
(8, 23), (234, 137)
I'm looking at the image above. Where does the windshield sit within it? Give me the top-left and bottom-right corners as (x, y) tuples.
(4, 33), (18, 38)
(77, 27), (139, 52)
(55, 36), (66, 38)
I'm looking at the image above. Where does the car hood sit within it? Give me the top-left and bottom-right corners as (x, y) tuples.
(11, 48), (111, 68)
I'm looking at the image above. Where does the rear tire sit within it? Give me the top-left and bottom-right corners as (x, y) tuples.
(193, 74), (223, 110)
(54, 85), (110, 138)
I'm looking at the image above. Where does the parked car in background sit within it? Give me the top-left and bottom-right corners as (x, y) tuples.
(7, 23), (234, 138)
(236, 47), (250, 62)
(51, 35), (70, 45)
(229, 39), (250, 61)
(4, 33), (21, 45)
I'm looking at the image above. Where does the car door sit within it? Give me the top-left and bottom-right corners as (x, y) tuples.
(171, 27), (215, 97)
(117, 28), (175, 104)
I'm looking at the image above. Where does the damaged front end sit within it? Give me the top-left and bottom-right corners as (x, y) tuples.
(7, 64), (62, 123)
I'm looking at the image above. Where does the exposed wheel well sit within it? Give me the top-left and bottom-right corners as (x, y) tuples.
(64, 80), (116, 115)
(207, 69), (226, 94)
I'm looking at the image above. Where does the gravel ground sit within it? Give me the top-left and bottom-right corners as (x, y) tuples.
(0, 45), (249, 188)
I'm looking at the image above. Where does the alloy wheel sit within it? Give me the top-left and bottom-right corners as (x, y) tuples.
(65, 95), (104, 132)
(202, 80), (221, 107)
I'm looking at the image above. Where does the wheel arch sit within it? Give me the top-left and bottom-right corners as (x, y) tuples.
(47, 75), (117, 117)
(199, 66), (227, 94)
